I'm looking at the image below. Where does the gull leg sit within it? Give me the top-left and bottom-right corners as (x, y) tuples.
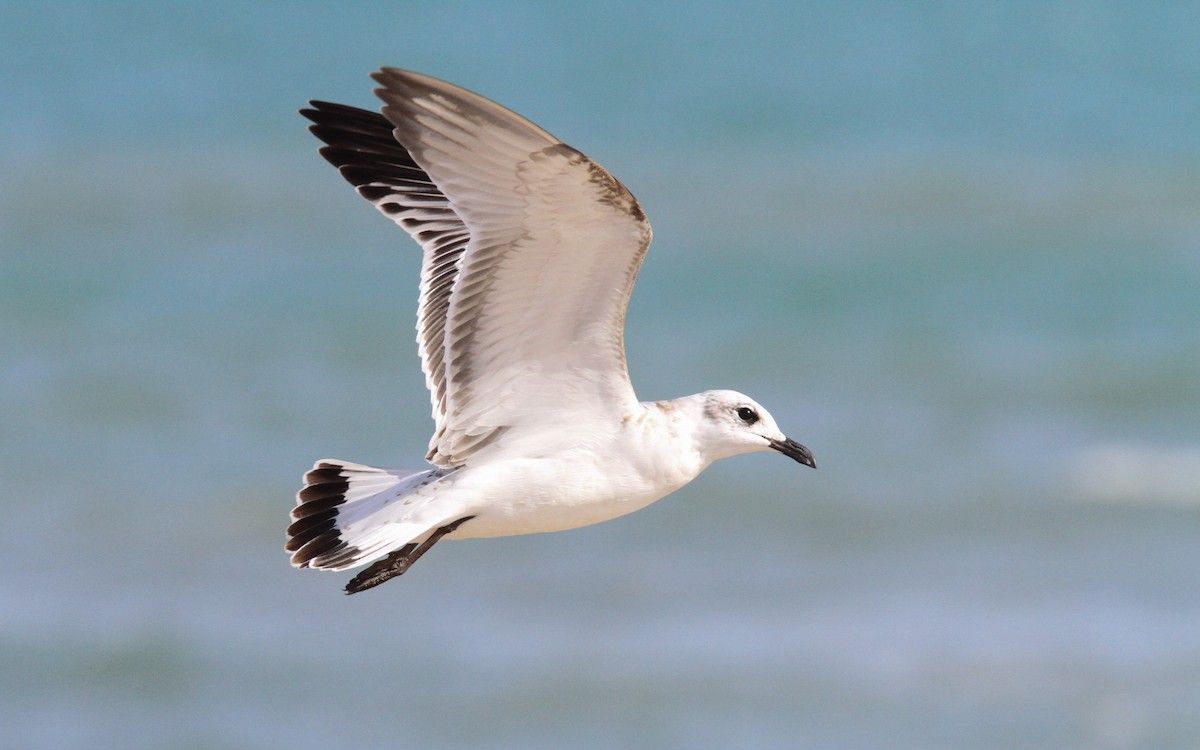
(343, 516), (475, 594)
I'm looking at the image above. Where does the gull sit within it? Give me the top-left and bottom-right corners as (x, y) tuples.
(287, 68), (816, 594)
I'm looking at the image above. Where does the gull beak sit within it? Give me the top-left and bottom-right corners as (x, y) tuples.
(769, 437), (816, 469)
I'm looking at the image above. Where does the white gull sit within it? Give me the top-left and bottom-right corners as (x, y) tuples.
(287, 68), (815, 593)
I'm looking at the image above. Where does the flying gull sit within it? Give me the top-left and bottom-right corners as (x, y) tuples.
(287, 68), (815, 593)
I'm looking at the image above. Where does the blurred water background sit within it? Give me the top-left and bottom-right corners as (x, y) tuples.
(3, 2), (1199, 748)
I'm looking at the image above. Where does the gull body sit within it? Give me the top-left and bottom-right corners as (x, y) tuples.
(287, 69), (814, 593)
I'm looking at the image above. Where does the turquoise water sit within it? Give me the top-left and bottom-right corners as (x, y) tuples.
(3, 2), (1199, 748)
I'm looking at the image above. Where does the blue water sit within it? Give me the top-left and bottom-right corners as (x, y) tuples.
(3, 2), (1199, 748)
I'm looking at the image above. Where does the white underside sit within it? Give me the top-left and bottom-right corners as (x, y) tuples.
(326, 405), (708, 568)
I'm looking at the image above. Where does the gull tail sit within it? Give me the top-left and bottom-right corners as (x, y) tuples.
(286, 460), (451, 572)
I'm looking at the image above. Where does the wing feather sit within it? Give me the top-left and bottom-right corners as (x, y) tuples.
(304, 69), (652, 467)
(302, 100), (471, 442)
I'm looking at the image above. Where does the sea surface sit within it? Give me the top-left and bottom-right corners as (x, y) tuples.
(2, 2), (1198, 748)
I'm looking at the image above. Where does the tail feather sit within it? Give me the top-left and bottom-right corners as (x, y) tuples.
(287, 460), (452, 571)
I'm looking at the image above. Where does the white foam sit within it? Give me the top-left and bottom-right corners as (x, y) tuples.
(1069, 444), (1200, 505)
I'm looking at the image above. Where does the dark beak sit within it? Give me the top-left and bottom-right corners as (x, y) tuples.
(769, 437), (816, 469)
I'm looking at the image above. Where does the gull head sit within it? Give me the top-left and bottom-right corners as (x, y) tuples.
(694, 390), (816, 468)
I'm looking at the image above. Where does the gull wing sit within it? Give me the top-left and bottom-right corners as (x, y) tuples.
(302, 69), (652, 467)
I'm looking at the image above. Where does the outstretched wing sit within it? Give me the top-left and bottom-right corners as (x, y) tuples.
(303, 69), (652, 467)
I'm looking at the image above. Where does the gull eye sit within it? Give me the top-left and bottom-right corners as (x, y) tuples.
(736, 406), (758, 424)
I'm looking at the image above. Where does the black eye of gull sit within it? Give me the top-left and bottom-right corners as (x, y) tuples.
(736, 406), (758, 424)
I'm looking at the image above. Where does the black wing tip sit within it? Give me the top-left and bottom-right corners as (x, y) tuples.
(299, 100), (429, 184)
(300, 100), (395, 137)
(300, 100), (356, 125)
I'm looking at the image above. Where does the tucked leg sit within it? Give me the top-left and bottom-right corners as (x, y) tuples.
(343, 516), (475, 594)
